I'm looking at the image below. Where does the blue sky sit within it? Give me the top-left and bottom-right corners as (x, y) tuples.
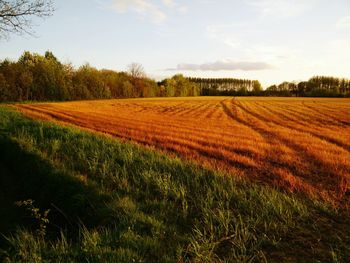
(1, 0), (350, 87)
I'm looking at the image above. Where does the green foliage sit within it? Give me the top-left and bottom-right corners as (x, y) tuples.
(0, 52), (205, 102)
(15, 200), (50, 238)
(1, 51), (349, 101)
(0, 51), (69, 101)
(160, 74), (200, 97)
(0, 107), (349, 262)
(72, 64), (111, 100)
(252, 80), (263, 95)
(0, 52), (153, 102)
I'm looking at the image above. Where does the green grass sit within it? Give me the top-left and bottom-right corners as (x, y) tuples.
(0, 106), (349, 262)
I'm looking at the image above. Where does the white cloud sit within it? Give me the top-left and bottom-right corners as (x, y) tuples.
(177, 5), (188, 14)
(111, 0), (166, 24)
(206, 24), (242, 48)
(162, 0), (175, 8)
(336, 16), (350, 28)
(246, 0), (313, 18)
(206, 23), (302, 63)
(111, 0), (188, 24)
(162, 0), (188, 14)
(167, 59), (273, 71)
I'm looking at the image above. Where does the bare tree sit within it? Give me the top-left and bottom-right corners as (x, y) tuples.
(127, 63), (146, 79)
(0, 0), (54, 38)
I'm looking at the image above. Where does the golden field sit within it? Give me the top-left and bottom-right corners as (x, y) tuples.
(16, 97), (350, 206)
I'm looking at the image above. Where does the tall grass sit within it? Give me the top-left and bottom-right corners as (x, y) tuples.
(0, 106), (349, 262)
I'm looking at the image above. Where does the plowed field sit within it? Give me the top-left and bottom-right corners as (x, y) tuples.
(16, 97), (350, 205)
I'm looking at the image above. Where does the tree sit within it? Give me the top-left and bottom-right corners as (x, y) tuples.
(0, 0), (54, 38)
(0, 72), (10, 101)
(127, 63), (145, 79)
(127, 63), (147, 97)
(252, 80), (263, 95)
(162, 74), (200, 97)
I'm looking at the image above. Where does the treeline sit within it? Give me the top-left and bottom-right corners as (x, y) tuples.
(2, 52), (349, 101)
(266, 76), (350, 97)
(188, 77), (263, 96)
(187, 77), (350, 97)
(0, 51), (200, 102)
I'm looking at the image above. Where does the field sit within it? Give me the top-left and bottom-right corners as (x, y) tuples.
(1, 104), (350, 262)
(16, 97), (350, 206)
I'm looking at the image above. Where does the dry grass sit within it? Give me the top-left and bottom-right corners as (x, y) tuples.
(16, 97), (350, 206)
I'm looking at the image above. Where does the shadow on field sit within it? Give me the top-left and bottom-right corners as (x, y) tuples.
(0, 136), (109, 243)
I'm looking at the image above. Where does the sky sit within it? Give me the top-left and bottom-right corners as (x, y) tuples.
(0, 0), (350, 87)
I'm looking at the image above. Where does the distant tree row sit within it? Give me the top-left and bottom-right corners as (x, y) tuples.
(266, 76), (350, 97)
(0, 51), (200, 102)
(188, 77), (263, 96)
(2, 52), (349, 102)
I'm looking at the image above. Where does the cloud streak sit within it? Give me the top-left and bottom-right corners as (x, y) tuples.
(206, 24), (242, 48)
(162, 0), (175, 8)
(167, 60), (273, 71)
(111, 0), (166, 24)
(336, 16), (350, 28)
(245, 0), (313, 18)
(111, 0), (188, 24)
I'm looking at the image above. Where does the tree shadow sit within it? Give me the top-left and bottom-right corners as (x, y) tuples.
(0, 135), (110, 245)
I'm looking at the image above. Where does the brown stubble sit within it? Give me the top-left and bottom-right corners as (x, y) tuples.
(15, 97), (350, 207)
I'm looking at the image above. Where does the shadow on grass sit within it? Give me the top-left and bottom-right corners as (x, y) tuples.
(0, 135), (110, 243)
